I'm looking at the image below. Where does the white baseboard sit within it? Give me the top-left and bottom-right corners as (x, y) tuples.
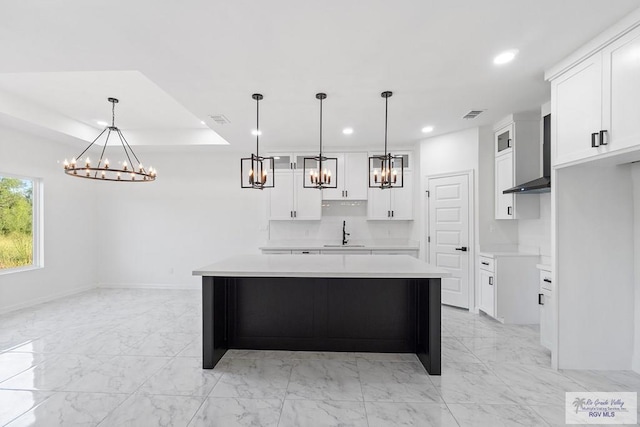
(0, 283), (97, 315)
(98, 282), (199, 290)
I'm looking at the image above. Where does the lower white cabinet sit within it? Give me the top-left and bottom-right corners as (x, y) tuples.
(478, 265), (495, 317)
(538, 268), (554, 350)
(477, 253), (539, 324)
(261, 248), (417, 257)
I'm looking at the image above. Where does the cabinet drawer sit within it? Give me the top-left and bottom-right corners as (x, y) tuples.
(292, 250), (320, 255)
(539, 270), (553, 291)
(479, 256), (495, 272)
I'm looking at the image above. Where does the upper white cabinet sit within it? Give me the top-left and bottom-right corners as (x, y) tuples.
(493, 115), (540, 220)
(549, 24), (640, 167)
(268, 153), (321, 220)
(321, 152), (368, 200)
(367, 172), (413, 220)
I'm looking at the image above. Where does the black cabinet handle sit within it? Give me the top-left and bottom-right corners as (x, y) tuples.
(345, 190), (348, 197)
(302, 251), (310, 254)
(387, 211), (390, 217)
(481, 261), (489, 266)
(391, 210), (394, 217)
(538, 293), (544, 305)
(543, 278), (552, 283)
(507, 206), (512, 216)
(455, 247), (468, 252)
(294, 211), (297, 218)
(507, 138), (512, 148)
(591, 132), (599, 148)
(489, 277), (494, 285)
(290, 211), (293, 218)
(599, 130), (608, 146)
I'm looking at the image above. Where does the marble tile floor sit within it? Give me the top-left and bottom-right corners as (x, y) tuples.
(0, 288), (638, 426)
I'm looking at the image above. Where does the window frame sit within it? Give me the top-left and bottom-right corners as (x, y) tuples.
(0, 172), (43, 275)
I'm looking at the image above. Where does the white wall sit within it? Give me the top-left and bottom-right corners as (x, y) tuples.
(0, 127), (98, 313)
(96, 147), (269, 288)
(632, 163), (640, 373)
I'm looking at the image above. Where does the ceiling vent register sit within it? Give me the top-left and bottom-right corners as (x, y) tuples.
(463, 110), (484, 119)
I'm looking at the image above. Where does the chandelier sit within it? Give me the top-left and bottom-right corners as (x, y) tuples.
(241, 93), (274, 189)
(63, 98), (156, 182)
(303, 93), (338, 189)
(369, 91), (403, 189)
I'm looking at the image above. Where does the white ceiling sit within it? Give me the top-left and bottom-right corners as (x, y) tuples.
(1, 0), (638, 152)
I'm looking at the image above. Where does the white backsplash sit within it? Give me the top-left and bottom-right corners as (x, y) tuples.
(268, 200), (415, 243)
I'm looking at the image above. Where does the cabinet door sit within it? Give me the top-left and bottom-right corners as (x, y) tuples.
(268, 172), (294, 220)
(603, 26), (640, 154)
(390, 172), (413, 220)
(479, 269), (495, 317)
(320, 153), (344, 200)
(539, 289), (553, 350)
(367, 187), (391, 220)
(343, 152), (368, 200)
(495, 153), (514, 220)
(495, 123), (514, 155)
(553, 54), (603, 166)
(294, 172), (322, 220)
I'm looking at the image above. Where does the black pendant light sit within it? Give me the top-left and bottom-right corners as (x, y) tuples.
(63, 98), (156, 182)
(241, 93), (274, 189)
(369, 91), (403, 189)
(303, 93), (338, 189)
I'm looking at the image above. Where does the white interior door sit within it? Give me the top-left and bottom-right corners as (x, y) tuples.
(428, 174), (471, 309)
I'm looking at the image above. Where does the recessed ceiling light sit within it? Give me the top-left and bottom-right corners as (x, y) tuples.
(342, 128), (354, 135)
(421, 126), (434, 133)
(251, 129), (262, 136)
(493, 49), (519, 65)
(200, 120), (206, 125)
(96, 120), (109, 127)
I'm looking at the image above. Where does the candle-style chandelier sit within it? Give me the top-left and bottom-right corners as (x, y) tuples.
(64, 98), (156, 182)
(303, 93), (337, 189)
(369, 91), (403, 189)
(241, 93), (274, 189)
(63, 98), (156, 182)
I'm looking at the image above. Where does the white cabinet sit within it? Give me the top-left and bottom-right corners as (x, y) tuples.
(478, 261), (495, 317)
(268, 153), (321, 221)
(552, 55), (603, 166)
(367, 172), (413, 220)
(538, 268), (553, 351)
(477, 253), (539, 324)
(550, 25), (640, 167)
(321, 152), (368, 200)
(493, 115), (540, 220)
(495, 153), (514, 219)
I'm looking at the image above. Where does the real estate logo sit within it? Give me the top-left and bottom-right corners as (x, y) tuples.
(566, 392), (637, 424)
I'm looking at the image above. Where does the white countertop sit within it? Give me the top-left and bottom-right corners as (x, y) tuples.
(260, 239), (419, 251)
(193, 254), (450, 278)
(479, 251), (539, 258)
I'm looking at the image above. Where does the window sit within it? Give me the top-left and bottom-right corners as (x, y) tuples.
(0, 174), (42, 271)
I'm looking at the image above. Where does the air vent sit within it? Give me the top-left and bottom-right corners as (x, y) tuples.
(463, 110), (484, 119)
(209, 114), (231, 125)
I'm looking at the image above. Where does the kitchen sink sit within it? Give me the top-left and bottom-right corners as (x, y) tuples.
(323, 244), (365, 248)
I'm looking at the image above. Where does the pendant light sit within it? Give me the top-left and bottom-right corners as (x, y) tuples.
(63, 98), (156, 182)
(241, 93), (274, 189)
(303, 93), (338, 189)
(369, 91), (403, 189)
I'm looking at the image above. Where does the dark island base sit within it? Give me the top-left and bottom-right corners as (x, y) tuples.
(202, 276), (441, 375)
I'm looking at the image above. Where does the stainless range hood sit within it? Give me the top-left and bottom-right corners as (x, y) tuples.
(503, 114), (551, 194)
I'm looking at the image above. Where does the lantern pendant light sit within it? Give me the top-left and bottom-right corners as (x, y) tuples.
(241, 93), (274, 189)
(303, 93), (338, 189)
(369, 91), (403, 189)
(63, 97), (156, 182)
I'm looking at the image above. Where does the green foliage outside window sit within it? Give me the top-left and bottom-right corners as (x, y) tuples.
(0, 176), (34, 269)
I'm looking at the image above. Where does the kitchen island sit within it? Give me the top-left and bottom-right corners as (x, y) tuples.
(193, 254), (449, 375)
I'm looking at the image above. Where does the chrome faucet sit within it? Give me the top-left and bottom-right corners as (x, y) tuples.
(342, 220), (350, 245)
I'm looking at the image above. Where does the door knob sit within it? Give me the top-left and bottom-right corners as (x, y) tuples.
(455, 247), (468, 252)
